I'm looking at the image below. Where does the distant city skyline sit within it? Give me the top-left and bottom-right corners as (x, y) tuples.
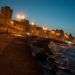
(0, 0), (75, 35)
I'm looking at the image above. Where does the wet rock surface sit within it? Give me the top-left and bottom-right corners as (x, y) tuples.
(0, 36), (41, 75)
(0, 35), (75, 75)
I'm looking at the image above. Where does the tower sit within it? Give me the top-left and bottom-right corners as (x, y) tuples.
(1, 6), (13, 19)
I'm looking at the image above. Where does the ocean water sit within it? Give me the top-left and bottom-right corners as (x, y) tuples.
(64, 47), (75, 73)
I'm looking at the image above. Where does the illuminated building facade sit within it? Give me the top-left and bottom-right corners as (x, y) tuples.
(0, 6), (74, 42)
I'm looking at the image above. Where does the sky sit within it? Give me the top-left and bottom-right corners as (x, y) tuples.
(0, 0), (75, 35)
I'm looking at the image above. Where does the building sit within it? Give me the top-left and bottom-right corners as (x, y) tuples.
(49, 29), (64, 41)
(0, 6), (31, 35)
(0, 6), (13, 33)
(0, 6), (13, 19)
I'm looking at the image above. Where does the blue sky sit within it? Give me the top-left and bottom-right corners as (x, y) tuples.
(0, 0), (75, 35)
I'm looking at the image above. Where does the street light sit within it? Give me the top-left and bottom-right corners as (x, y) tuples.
(10, 21), (14, 25)
(51, 30), (55, 34)
(43, 26), (48, 30)
(21, 15), (26, 19)
(16, 14), (26, 21)
(31, 22), (35, 25)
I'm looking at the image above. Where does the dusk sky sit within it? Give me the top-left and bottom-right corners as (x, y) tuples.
(0, 0), (75, 35)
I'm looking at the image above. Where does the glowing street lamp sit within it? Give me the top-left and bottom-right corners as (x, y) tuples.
(16, 14), (20, 19)
(16, 14), (26, 21)
(26, 32), (30, 35)
(51, 30), (55, 34)
(31, 22), (35, 25)
(43, 26), (48, 30)
(21, 15), (25, 19)
(10, 21), (14, 25)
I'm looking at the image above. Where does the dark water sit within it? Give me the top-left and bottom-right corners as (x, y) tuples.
(56, 47), (75, 75)
(34, 46), (75, 75)
(63, 47), (75, 74)
(30, 40), (75, 75)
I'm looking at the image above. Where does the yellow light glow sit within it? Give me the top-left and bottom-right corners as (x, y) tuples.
(16, 14), (20, 19)
(31, 22), (35, 25)
(16, 14), (26, 20)
(51, 30), (55, 34)
(10, 21), (14, 24)
(26, 32), (30, 35)
(21, 15), (25, 19)
(56, 33), (60, 36)
(43, 26), (48, 30)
